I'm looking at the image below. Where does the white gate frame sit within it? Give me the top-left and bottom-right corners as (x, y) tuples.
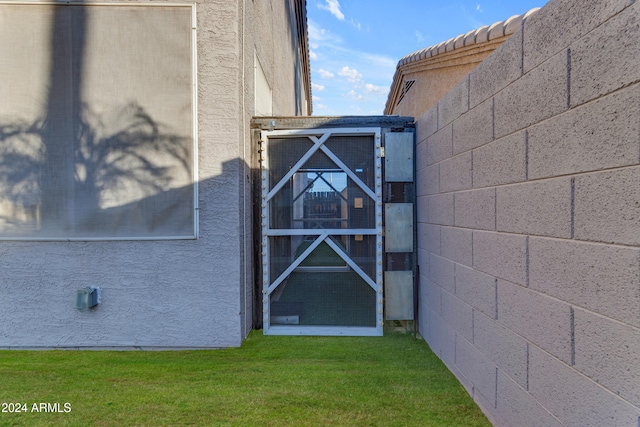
(260, 127), (383, 336)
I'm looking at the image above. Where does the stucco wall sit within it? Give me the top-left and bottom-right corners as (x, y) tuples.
(242, 0), (311, 335)
(389, 38), (508, 119)
(0, 0), (309, 348)
(385, 9), (538, 119)
(415, 0), (640, 425)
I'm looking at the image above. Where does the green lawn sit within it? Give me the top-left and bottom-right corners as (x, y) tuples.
(0, 332), (491, 427)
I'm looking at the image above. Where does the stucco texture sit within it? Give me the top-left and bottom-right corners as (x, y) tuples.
(0, 0), (310, 348)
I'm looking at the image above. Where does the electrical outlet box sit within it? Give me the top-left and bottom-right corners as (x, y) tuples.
(76, 287), (101, 311)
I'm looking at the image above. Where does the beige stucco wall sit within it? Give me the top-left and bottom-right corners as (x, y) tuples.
(385, 10), (538, 120)
(390, 38), (507, 119)
(0, 0), (310, 348)
(415, 0), (640, 424)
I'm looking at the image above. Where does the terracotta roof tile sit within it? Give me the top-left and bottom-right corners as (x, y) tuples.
(385, 7), (541, 115)
(395, 8), (540, 66)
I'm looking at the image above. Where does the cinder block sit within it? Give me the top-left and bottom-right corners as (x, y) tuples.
(416, 195), (428, 222)
(453, 97), (494, 155)
(574, 167), (640, 246)
(439, 152), (472, 193)
(417, 163), (439, 196)
(416, 105), (439, 143)
(455, 264), (497, 320)
(429, 309), (456, 369)
(417, 248), (430, 284)
(469, 26), (523, 108)
(423, 278), (442, 316)
(496, 178), (572, 238)
(529, 345), (640, 427)
(418, 223), (440, 255)
(425, 309), (440, 354)
(427, 164), (440, 195)
(571, 5), (640, 106)
(498, 280), (572, 364)
(426, 124), (452, 166)
(529, 237), (640, 328)
(473, 384), (501, 427)
(438, 76), (469, 127)
(441, 226), (473, 267)
(442, 290), (473, 341)
(529, 84), (640, 180)
(455, 335), (498, 408)
(454, 188), (496, 231)
(494, 50), (567, 139)
(523, 0), (633, 73)
(429, 253), (455, 293)
(452, 369), (475, 404)
(416, 140), (428, 172)
(574, 308), (640, 407)
(427, 193), (454, 226)
(496, 370), (564, 427)
(472, 130), (526, 188)
(475, 311), (528, 388)
(473, 231), (527, 286)
(418, 304), (430, 341)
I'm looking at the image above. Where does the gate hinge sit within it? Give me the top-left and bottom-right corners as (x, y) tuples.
(379, 147), (385, 157)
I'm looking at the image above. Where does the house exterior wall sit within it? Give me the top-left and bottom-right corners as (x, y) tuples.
(0, 0), (310, 348)
(388, 39), (507, 119)
(242, 0), (311, 335)
(385, 9), (538, 119)
(414, 0), (640, 424)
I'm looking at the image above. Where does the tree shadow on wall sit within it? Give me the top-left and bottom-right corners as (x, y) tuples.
(0, 3), (194, 238)
(0, 102), (193, 238)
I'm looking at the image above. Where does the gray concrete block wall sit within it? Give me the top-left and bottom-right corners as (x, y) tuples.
(415, 0), (640, 423)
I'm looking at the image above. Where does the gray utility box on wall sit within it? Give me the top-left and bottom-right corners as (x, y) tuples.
(76, 287), (101, 311)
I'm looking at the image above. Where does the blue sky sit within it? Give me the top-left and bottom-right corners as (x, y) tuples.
(307, 0), (549, 116)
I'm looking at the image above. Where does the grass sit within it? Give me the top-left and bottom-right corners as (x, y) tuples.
(0, 332), (491, 427)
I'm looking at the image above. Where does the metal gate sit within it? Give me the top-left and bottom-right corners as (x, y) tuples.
(255, 117), (415, 336)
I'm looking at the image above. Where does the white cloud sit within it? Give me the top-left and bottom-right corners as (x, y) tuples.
(415, 30), (424, 44)
(348, 90), (363, 101)
(365, 83), (387, 95)
(305, 18), (397, 115)
(338, 66), (363, 85)
(312, 95), (322, 101)
(310, 50), (318, 61)
(476, 4), (483, 12)
(312, 83), (326, 92)
(308, 22), (326, 41)
(318, 68), (335, 79)
(318, 0), (345, 21)
(349, 18), (361, 31)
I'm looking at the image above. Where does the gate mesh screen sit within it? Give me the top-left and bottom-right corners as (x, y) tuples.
(268, 136), (375, 230)
(267, 134), (377, 327)
(269, 235), (376, 326)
